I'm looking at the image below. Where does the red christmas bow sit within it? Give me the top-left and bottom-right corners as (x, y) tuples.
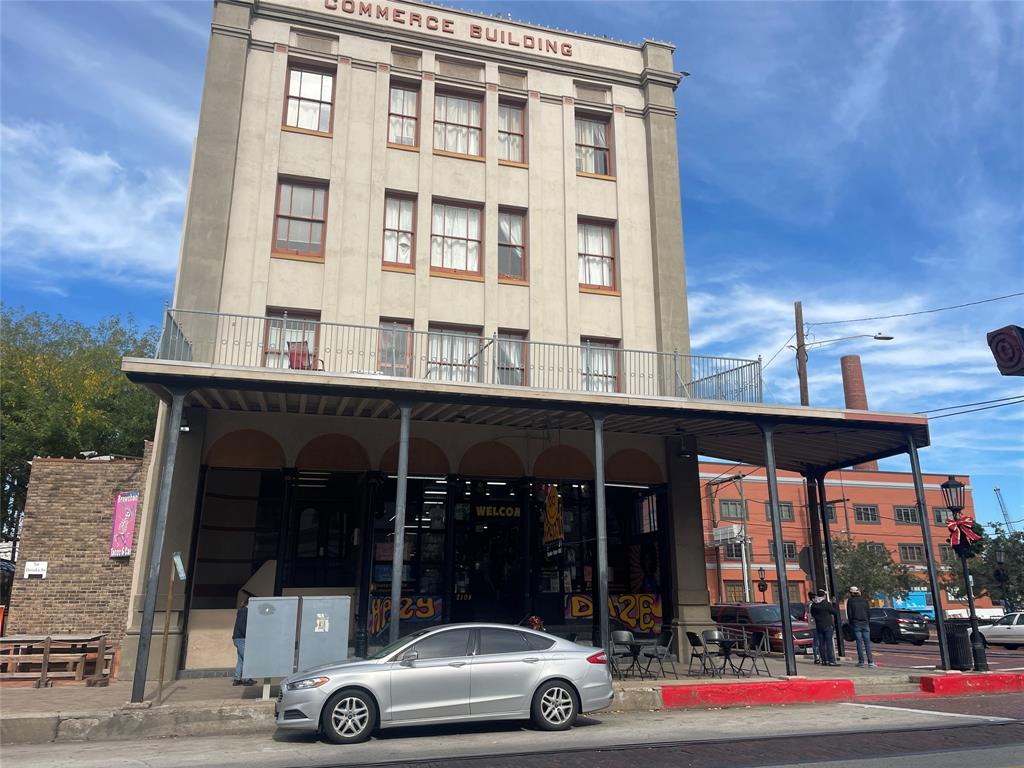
(946, 516), (981, 547)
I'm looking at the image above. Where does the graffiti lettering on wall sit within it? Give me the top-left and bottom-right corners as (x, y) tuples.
(369, 595), (443, 637)
(565, 593), (663, 633)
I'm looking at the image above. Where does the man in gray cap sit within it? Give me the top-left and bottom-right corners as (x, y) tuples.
(847, 586), (875, 667)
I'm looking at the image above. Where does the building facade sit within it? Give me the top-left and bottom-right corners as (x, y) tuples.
(119, 0), (934, 686)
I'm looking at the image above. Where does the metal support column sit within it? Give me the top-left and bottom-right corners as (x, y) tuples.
(803, 475), (826, 591)
(761, 424), (797, 676)
(592, 413), (610, 654)
(814, 474), (844, 658)
(907, 435), (950, 671)
(389, 403), (413, 645)
(737, 477), (752, 603)
(131, 389), (188, 703)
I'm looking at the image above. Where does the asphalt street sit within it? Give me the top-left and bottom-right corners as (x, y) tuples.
(866, 640), (1023, 672)
(6, 693), (1022, 768)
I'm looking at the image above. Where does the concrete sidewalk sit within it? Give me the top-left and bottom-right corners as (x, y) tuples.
(2, 654), (1016, 746)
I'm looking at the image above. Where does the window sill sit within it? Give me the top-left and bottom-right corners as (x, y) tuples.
(433, 149), (485, 163)
(387, 142), (420, 153)
(382, 263), (416, 274)
(579, 285), (620, 297)
(430, 270), (485, 283)
(498, 277), (529, 286)
(498, 159), (529, 169)
(282, 125), (333, 139)
(576, 171), (616, 182)
(271, 251), (326, 264)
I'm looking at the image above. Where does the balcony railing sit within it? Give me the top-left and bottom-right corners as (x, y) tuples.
(156, 309), (763, 404)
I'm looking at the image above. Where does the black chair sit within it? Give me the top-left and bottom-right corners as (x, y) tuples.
(610, 630), (636, 679)
(641, 629), (678, 679)
(734, 628), (771, 677)
(701, 628), (732, 676)
(685, 631), (720, 677)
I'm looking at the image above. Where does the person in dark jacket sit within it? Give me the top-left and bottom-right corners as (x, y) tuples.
(232, 595), (256, 686)
(809, 589), (840, 666)
(846, 586), (876, 667)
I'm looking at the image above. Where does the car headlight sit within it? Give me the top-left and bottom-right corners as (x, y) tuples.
(286, 676), (329, 691)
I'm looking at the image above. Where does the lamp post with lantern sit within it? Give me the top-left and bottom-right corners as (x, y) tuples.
(757, 566), (768, 603)
(994, 543), (1013, 612)
(941, 475), (989, 672)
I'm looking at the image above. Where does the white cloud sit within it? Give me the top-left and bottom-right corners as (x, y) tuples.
(0, 122), (186, 290)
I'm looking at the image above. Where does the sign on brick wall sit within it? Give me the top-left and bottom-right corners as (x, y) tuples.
(109, 490), (139, 558)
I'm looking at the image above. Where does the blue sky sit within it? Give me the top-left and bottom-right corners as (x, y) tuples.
(1, 1), (1022, 524)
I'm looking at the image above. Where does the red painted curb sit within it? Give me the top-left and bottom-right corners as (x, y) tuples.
(918, 673), (1024, 695)
(661, 679), (856, 709)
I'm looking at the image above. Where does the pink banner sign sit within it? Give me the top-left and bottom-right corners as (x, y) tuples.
(109, 491), (139, 558)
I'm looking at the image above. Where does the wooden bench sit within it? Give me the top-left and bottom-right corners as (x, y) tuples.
(0, 653), (88, 680)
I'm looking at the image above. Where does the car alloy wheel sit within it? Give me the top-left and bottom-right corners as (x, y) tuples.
(321, 689), (376, 744)
(532, 680), (577, 731)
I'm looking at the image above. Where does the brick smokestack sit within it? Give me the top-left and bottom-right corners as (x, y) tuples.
(841, 355), (878, 470)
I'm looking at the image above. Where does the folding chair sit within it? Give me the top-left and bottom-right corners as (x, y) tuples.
(641, 629), (678, 679)
(287, 340), (323, 370)
(685, 631), (720, 677)
(610, 630), (636, 679)
(734, 628), (771, 677)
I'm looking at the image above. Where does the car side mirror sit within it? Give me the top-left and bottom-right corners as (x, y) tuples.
(399, 649), (419, 667)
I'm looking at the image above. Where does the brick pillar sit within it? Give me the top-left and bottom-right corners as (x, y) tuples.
(841, 355), (878, 470)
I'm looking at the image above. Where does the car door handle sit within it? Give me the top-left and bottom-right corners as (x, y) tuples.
(448, 661), (467, 668)
(523, 657), (541, 663)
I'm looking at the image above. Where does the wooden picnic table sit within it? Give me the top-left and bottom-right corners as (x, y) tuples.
(1, 634), (109, 686)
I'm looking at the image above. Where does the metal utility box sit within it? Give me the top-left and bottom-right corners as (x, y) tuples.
(242, 597), (299, 679)
(297, 596), (351, 671)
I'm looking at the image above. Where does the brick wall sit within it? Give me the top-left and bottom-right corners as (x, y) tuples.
(7, 443), (152, 645)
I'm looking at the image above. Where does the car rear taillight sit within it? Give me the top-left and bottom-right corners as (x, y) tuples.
(898, 619), (910, 625)
(587, 651), (608, 665)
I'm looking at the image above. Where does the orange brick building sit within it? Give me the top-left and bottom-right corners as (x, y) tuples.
(700, 461), (997, 618)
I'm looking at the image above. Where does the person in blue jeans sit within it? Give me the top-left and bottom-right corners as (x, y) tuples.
(846, 586), (876, 667)
(809, 589), (840, 666)
(232, 596), (256, 686)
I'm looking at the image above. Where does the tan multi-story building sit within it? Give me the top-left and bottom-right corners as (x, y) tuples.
(120, 0), (936, 692)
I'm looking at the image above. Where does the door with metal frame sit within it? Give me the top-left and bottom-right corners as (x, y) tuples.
(388, 628), (472, 721)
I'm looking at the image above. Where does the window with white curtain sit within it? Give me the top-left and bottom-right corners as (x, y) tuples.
(431, 202), (482, 274)
(433, 93), (482, 155)
(378, 319), (413, 376)
(388, 85), (419, 146)
(285, 67), (333, 133)
(496, 331), (527, 386)
(577, 221), (614, 288)
(575, 116), (610, 175)
(498, 103), (525, 162)
(581, 338), (618, 392)
(265, 310), (320, 369)
(383, 195), (415, 265)
(498, 210), (526, 280)
(427, 326), (482, 382)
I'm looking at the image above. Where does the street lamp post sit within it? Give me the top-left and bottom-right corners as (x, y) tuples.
(941, 476), (989, 672)
(757, 566), (768, 603)
(994, 544), (1013, 612)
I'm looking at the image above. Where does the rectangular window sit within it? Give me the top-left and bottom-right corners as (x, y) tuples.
(939, 544), (954, 562)
(719, 500), (747, 520)
(275, 180), (327, 258)
(378, 320), (413, 377)
(580, 338), (618, 393)
(577, 220), (615, 289)
(430, 202), (481, 274)
(854, 504), (880, 524)
(769, 540), (798, 561)
(723, 543), (743, 560)
(433, 93), (482, 156)
(496, 331), (527, 386)
(865, 542), (886, 556)
(765, 502), (794, 521)
(825, 503), (838, 523)
(575, 116), (610, 175)
(265, 310), (320, 369)
(899, 543), (925, 563)
(427, 326), (481, 382)
(383, 195), (415, 266)
(498, 209), (526, 280)
(498, 102), (525, 163)
(723, 581), (746, 602)
(285, 66), (333, 133)
(388, 85), (419, 146)
(894, 506), (920, 525)
(933, 507), (951, 525)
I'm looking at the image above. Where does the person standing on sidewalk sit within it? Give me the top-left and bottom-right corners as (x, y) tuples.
(806, 590), (820, 664)
(232, 594), (256, 686)
(846, 586), (876, 668)
(809, 589), (840, 666)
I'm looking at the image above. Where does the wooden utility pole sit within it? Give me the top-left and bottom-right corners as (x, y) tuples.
(794, 301), (809, 406)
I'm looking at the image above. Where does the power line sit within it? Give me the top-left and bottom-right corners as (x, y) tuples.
(761, 332), (797, 371)
(928, 398), (1024, 420)
(808, 292), (1024, 327)
(918, 395), (1024, 414)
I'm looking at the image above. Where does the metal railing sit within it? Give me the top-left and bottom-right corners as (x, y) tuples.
(156, 308), (762, 403)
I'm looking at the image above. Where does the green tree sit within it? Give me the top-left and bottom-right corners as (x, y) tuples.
(0, 307), (159, 553)
(941, 526), (1023, 610)
(831, 539), (919, 602)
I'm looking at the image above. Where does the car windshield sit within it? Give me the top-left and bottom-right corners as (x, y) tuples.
(749, 605), (783, 623)
(366, 628), (432, 660)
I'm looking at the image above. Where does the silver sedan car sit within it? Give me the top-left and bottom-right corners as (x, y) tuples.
(276, 623), (614, 743)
